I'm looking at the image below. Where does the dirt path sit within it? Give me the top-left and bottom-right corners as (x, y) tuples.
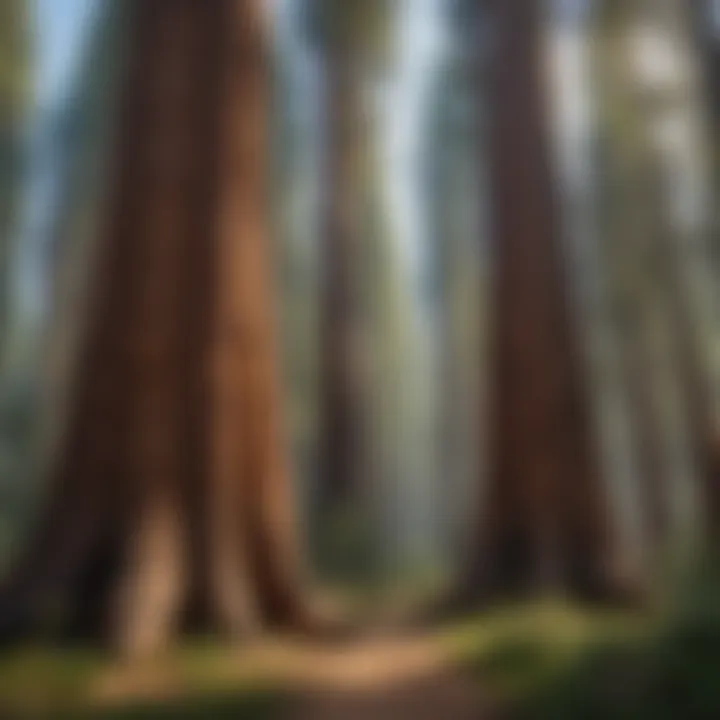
(291, 656), (489, 719)
(281, 636), (491, 719)
(292, 670), (488, 720)
(91, 632), (495, 719)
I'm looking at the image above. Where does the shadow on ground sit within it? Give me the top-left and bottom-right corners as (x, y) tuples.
(3, 589), (718, 719)
(56, 689), (283, 720)
(454, 576), (720, 719)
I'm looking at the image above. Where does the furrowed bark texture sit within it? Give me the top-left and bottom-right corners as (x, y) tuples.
(0, 0), (308, 654)
(318, 35), (367, 522)
(474, 0), (618, 600)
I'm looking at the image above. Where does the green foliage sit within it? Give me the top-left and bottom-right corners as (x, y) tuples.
(445, 602), (647, 705)
(303, 0), (392, 68)
(523, 604), (720, 720)
(0, 645), (284, 719)
(0, 0), (31, 348)
(452, 575), (720, 719)
(0, 0), (31, 122)
(313, 502), (381, 588)
(0, 646), (102, 716)
(64, 690), (282, 720)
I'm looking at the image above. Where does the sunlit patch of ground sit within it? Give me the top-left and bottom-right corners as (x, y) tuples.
(0, 634), (475, 718)
(0, 603), (635, 718)
(0, 642), (285, 718)
(6, 597), (714, 719)
(440, 599), (650, 699)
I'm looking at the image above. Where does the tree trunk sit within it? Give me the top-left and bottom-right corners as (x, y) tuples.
(471, 0), (619, 601)
(646, 148), (720, 544)
(0, 0), (30, 361)
(594, 1), (671, 562)
(690, 1), (720, 128)
(684, 0), (720, 540)
(318, 47), (365, 520)
(0, 0), (311, 655)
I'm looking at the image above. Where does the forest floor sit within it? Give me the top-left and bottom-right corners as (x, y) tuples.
(0, 602), (650, 719)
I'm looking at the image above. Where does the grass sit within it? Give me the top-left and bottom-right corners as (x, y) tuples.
(0, 642), (286, 719)
(63, 689), (283, 720)
(526, 574), (720, 720)
(442, 573), (720, 719)
(441, 600), (649, 700)
(1, 576), (719, 719)
(0, 603), (648, 718)
(0, 644), (102, 716)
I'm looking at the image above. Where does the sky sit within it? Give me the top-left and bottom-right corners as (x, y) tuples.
(21, 0), (445, 319)
(11, 0), (98, 322)
(14, 0), (583, 328)
(382, 0), (448, 289)
(35, 0), (95, 110)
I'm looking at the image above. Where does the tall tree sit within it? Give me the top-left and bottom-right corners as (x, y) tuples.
(39, 1), (133, 529)
(318, 12), (366, 526)
(644, 0), (720, 545)
(593, 0), (672, 564)
(469, 0), (620, 600)
(691, 0), (720, 158)
(0, 0), (30, 361)
(308, 0), (387, 531)
(431, 0), (486, 574)
(0, 0), (312, 656)
(680, 0), (720, 541)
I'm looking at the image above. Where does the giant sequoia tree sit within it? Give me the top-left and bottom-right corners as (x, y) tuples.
(0, 0), (312, 655)
(317, 9), (366, 522)
(470, 0), (621, 600)
(308, 0), (387, 528)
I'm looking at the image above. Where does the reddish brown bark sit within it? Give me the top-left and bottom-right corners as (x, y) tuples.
(472, 0), (618, 600)
(318, 44), (366, 521)
(0, 0), (310, 654)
